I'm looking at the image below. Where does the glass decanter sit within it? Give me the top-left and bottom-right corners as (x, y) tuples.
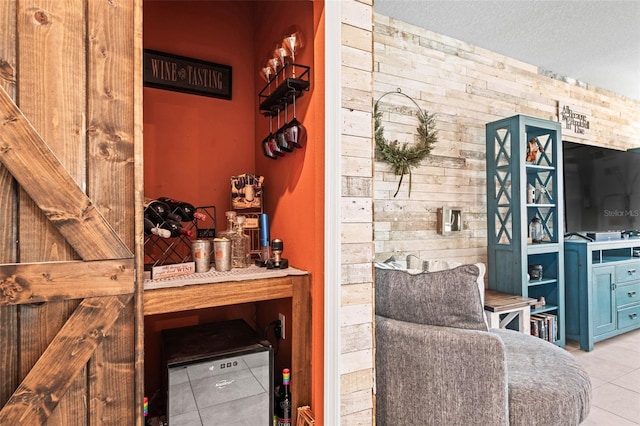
(231, 215), (251, 268)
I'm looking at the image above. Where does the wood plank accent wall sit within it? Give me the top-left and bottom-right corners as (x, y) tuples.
(340, 1), (375, 424)
(373, 14), (640, 267)
(0, 1), (142, 424)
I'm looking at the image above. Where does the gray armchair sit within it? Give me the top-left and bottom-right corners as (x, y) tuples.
(375, 265), (591, 426)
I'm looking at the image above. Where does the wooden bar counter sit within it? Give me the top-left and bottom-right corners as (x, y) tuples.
(143, 266), (311, 417)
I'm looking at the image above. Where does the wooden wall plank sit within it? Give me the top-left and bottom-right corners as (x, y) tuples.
(0, 0), (18, 409)
(0, 259), (135, 306)
(0, 295), (132, 425)
(14, 2), (103, 425)
(90, 301), (136, 425)
(18, 300), (80, 426)
(87, 0), (136, 249)
(86, 1), (138, 422)
(373, 14), (640, 265)
(16, 0), (86, 264)
(132, 1), (145, 424)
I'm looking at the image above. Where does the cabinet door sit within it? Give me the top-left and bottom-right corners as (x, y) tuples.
(592, 266), (616, 336)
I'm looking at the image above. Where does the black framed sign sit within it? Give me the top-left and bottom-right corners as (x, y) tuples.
(143, 49), (232, 100)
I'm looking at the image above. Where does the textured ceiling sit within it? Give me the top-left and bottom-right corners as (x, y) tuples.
(374, 0), (640, 101)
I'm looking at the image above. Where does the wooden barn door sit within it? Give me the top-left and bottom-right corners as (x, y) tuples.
(0, 1), (143, 425)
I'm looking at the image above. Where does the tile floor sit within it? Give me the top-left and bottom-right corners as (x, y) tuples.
(566, 327), (640, 425)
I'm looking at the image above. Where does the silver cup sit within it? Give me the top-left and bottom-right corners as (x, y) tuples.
(191, 239), (211, 273)
(213, 238), (232, 272)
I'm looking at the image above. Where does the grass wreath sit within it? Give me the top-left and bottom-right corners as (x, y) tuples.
(374, 91), (438, 197)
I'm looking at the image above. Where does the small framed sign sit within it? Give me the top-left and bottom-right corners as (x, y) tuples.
(143, 49), (232, 100)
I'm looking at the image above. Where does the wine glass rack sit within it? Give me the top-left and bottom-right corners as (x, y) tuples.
(258, 62), (310, 116)
(144, 205), (217, 269)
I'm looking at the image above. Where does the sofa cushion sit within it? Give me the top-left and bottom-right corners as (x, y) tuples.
(492, 329), (592, 425)
(375, 264), (487, 331)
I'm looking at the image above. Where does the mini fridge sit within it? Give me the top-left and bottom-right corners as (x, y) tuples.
(162, 319), (273, 425)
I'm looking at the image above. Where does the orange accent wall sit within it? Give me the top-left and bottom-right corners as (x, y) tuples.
(143, 1), (325, 421)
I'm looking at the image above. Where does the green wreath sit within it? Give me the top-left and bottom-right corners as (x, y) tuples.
(374, 90), (438, 197)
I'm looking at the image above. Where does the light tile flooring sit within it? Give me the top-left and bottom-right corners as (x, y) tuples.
(566, 327), (640, 425)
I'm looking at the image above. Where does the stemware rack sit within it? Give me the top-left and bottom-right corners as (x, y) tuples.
(258, 62), (310, 116)
(144, 205), (217, 269)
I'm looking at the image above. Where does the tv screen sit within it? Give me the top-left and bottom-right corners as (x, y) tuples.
(563, 141), (640, 236)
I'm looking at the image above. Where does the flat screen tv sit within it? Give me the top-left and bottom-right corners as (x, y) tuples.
(563, 141), (640, 238)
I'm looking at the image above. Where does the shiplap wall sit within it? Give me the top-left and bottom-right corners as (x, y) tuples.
(373, 14), (640, 267)
(340, 1), (375, 425)
(336, 10), (640, 425)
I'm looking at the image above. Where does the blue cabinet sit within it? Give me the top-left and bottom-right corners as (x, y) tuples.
(565, 239), (640, 350)
(486, 115), (565, 346)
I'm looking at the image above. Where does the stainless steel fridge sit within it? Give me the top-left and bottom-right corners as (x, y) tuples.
(162, 319), (273, 425)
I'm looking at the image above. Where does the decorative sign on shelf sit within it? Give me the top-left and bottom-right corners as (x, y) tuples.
(557, 102), (590, 136)
(143, 49), (232, 100)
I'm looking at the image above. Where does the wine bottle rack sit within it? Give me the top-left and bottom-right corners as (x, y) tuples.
(144, 205), (217, 269)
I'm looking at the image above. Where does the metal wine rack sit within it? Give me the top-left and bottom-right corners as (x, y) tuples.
(144, 205), (216, 269)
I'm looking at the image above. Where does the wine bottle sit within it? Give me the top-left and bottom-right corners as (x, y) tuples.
(157, 197), (206, 222)
(161, 218), (194, 238)
(143, 197), (181, 223)
(144, 218), (171, 238)
(275, 368), (292, 426)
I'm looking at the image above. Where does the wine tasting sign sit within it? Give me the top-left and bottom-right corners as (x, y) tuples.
(143, 49), (232, 100)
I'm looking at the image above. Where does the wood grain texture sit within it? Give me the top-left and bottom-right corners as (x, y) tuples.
(373, 14), (640, 265)
(144, 273), (312, 414)
(0, 86), (133, 261)
(16, 0), (86, 265)
(89, 299), (136, 425)
(0, 0), (18, 410)
(0, 259), (134, 306)
(14, 3), (88, 423)
(87, 0), (136, 250)
(0, 294), (132, 425)
(86, 2), (138, 423)
(1, 1), (140, 424)
(144, 276), (296, 316)
(132, 1), (145, 424)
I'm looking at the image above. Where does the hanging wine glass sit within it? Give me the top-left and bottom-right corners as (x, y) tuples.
(271, 111), (285, 157)
(283, 27), (304, 78)
(277, 103), (294, 152)
(268, 55), (281, 85)
(275, 46), (288, 79)
(262, 114), (278, 160)
(274, 105), (291, 153)
(261, 65), (273, 93)
(284, 90), (307, 149)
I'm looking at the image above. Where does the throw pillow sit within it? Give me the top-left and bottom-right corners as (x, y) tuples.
(375, 264), (488, 331)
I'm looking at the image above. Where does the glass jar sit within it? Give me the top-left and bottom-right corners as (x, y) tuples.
(529, 217), (544, 243)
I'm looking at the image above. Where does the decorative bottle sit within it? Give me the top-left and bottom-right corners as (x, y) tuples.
(275, 368), (292, 426)
(218, 211), (237, 241)
(231, 215), (251, 268)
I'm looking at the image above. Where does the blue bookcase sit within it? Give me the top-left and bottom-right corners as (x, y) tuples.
(486, 115), (565, 347)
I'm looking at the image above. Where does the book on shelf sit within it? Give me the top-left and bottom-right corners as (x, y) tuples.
(530, 313), (558, 342)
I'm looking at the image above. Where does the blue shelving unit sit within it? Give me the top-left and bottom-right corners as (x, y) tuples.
(486, 115), (565, 347)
